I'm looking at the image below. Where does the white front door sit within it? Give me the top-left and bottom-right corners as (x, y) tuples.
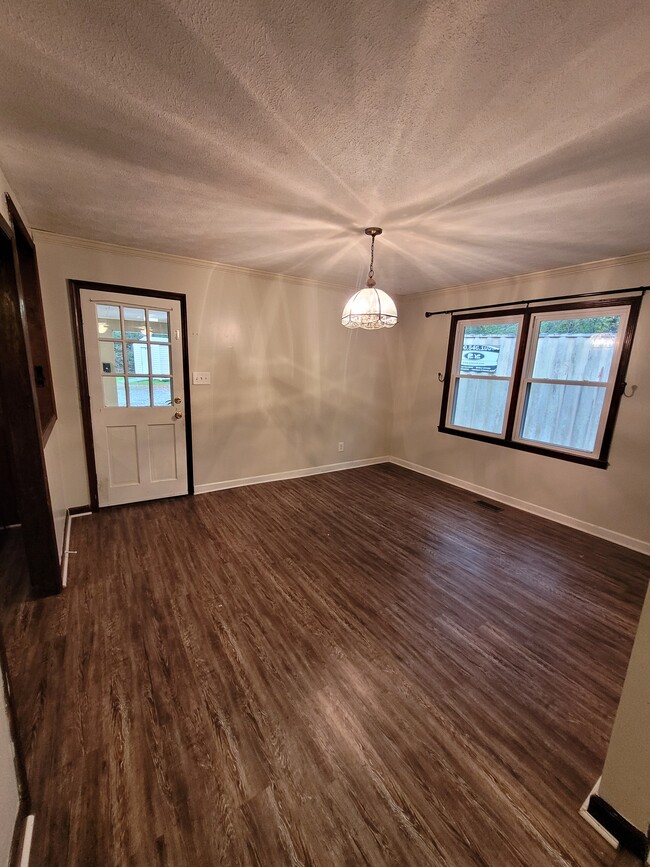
(80, 289), (188, 507)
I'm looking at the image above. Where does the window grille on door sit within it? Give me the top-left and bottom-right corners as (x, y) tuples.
(95, 303), (173, 407)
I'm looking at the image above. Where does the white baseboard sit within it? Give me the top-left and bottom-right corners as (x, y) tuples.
(19, 814), (35, 867)
(579, 778), (619, 852)
(61, 511), (72, 588)
(60, 508), (90, 588)
(195, 456), (392, 495)
(579, 778), (650, 864)
(388, 457), (650, 556)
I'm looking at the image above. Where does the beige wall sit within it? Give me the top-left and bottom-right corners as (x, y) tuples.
(599, 582), (650, 831)
(34, 235), (392, 507)
(0, 165), (23, 867)
(391, 256), (650, 549)
(31, 230), (650, 551)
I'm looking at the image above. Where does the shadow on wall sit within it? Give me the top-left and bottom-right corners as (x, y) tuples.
(190, 268), (389, 482)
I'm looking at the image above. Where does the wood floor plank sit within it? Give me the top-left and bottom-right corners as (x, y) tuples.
(1, 463), (648, 866)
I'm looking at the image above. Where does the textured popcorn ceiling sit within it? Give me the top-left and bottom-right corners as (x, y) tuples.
(0, 0), (649, 293)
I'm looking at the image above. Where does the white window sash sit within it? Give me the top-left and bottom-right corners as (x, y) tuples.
(511, 305), (631, 458)
(445, 314), (524, 439)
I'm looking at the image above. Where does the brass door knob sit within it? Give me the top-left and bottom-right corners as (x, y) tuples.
(174, 411), (183, 419)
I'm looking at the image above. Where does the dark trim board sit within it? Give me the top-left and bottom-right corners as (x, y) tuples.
(436, 425), (610, 469)
(9, 815), (29, 867)
(68, 281), (99, 511)
(68, 279), (194, 512)
(587, 795), (650, 862)
(68, 504), (92, 516)
(0, 210), (61, 596)
(6, 196), (58, 446)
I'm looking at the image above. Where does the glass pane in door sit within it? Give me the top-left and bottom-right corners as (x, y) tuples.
(148, 309), (170, 342)
(126, 377), (150, 407)
(103, 376), (127, 407)
(153, 378), (172, 406)
(96, 304), (121, 339)
(99, 341), (124, 374)
(126, 342), (150, 375)
(150, 345), (170, 375)
(123, 308), (147, 341)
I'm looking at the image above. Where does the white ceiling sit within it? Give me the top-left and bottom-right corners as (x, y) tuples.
(0, 0), (649, 293)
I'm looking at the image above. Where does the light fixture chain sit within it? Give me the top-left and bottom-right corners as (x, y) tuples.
(368, 234), (375, 280)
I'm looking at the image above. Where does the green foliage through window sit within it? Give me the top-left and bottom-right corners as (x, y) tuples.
(539, 316), (620, 335)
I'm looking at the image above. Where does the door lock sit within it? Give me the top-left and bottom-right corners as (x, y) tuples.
(174, 397), (182, 404)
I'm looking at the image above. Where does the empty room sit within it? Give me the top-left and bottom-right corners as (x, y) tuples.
(0, 0), (649, 865)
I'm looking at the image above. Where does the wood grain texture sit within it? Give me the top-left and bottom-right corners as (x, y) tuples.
(6, 195), (57, 443)
(1, 464), (649, 866)
(0, 221), (60, 596)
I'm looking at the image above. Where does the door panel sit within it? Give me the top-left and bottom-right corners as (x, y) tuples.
(81, 289), (188, 507)
(106, 425), (139, 486)
(148, 425), (178, 481)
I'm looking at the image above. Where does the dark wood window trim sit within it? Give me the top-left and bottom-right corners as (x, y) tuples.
(6, 196), (57, 445)
(68, 279), (194, 512)
(438, 296), (642, 469)
(0, 210), (61, 596)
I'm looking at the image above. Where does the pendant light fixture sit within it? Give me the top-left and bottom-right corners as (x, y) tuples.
(342, 227), (397, 330)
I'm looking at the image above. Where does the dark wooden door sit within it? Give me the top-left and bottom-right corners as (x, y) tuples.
(0, 404), (19, 528)
(0, 210), (60, 596)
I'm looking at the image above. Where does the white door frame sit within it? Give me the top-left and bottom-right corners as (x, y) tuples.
(70, 280), (193, 510)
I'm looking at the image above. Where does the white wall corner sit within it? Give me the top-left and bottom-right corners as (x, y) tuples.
(194, 456), (392, 495)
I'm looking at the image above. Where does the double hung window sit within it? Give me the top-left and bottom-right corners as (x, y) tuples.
(439, 298), (640, 466)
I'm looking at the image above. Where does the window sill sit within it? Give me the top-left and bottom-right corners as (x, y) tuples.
(437, 425), (609, 469)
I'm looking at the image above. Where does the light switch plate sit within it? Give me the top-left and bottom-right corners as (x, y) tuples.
(192, 371), (211, 385)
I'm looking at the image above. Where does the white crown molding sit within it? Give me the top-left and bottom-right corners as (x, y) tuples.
(399, 249), (650, 301)
(32, 230), (650, 301)
(32, 229), (350, 292)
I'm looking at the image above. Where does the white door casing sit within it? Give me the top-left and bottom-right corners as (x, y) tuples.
(80, 289), (188, 506)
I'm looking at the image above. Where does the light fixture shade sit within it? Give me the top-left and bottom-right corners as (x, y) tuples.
(341, 286), (398, 330)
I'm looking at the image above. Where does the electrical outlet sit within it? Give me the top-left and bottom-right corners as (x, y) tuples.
(338, 442), (344, 452)
(192, 371), (211, 385)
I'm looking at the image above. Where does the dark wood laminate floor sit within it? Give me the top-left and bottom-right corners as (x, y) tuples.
(2, 463), (649, 866)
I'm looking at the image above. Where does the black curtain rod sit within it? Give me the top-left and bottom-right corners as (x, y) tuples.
(424, 285), (648, 318)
